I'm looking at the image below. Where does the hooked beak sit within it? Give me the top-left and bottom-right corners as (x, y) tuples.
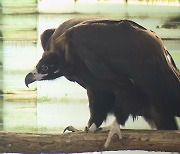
(25, 69), (48, 88)
(25, 72), (36, 88)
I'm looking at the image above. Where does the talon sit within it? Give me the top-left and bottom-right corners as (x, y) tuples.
(84, 126), (89, 133)
(84, 123), (97, 133)
(63, 126), (80, 133)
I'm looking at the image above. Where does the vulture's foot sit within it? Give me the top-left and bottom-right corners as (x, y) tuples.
(85, 123), (97, 133)
(104, 120), (122, 148)
(63, 126), (81, 133)
(64, 124), (97, 133)
(63, 121), (122, 148)
(85, 120), (122, 148)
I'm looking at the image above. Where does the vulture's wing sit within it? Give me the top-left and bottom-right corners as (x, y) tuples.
(41, 18), (98, 55)
(41, 29), (56, 51)
(67, 20), (180, 115)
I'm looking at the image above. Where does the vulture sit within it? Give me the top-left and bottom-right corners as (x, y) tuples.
(25, 18), (180, 148)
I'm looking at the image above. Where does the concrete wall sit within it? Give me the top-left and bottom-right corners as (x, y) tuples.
(0, 42), (3, 94)
(0, 14), (3, 95)
(0, 0), (179, 15)
(0, 16), (3, 130)
(1, 14), (37, 41)
(1, 0), (37, 14)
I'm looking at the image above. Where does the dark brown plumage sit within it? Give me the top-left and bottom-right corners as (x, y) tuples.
(25, 18), (180, 131)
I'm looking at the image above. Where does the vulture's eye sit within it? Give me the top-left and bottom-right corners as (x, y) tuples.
(41, 65), (48, 72)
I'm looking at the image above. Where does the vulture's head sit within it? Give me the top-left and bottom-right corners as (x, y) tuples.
(25, 52), (64, 87)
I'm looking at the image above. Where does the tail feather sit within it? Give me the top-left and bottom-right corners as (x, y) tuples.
(143, 106), (179, 130)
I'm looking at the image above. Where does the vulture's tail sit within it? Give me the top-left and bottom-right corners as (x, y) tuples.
(144, 50), (180, 130)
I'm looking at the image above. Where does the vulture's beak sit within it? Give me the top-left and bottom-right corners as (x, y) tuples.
(25, 72), (36, 88)
(25, 69), (48, 88)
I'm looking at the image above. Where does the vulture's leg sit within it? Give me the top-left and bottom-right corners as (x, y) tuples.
(86, 89), (115, 132)
(64, 89), (115, 133)
(103, 92), (130, 148)
(104, 119), (122, 148)
(87, 119), (122, 148)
